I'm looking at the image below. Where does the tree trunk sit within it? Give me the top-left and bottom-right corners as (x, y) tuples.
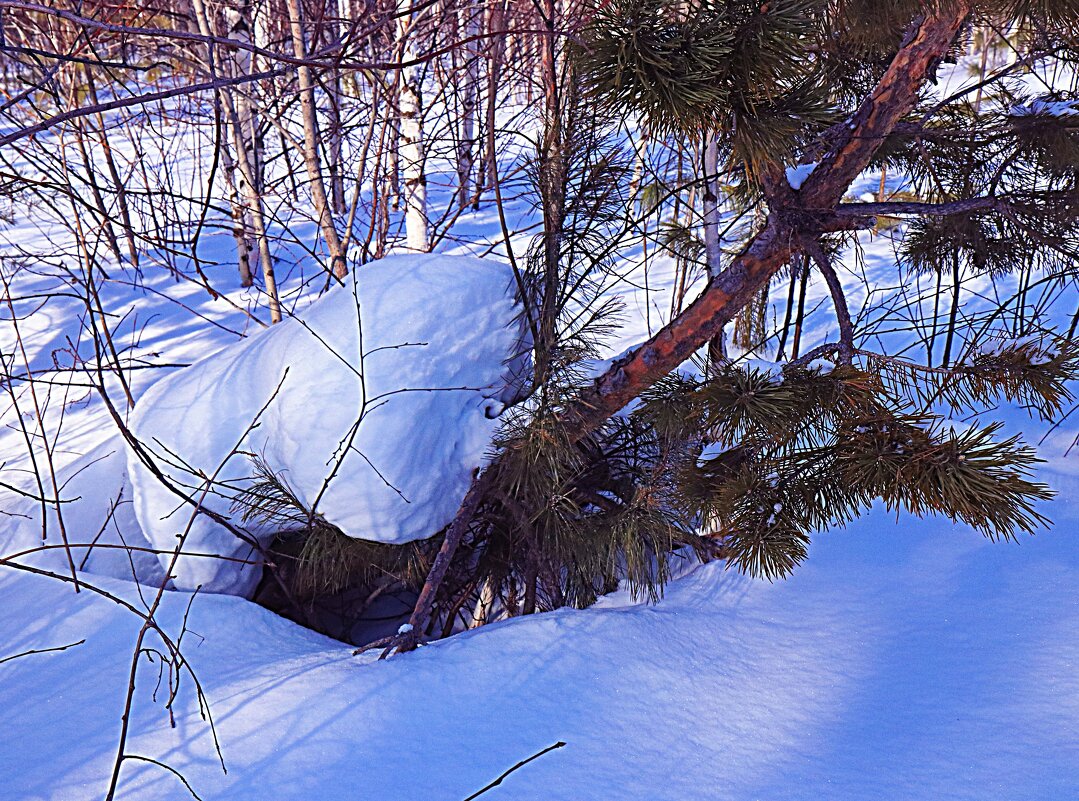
(568, 2), (971, 440)
(396, 0), (429, 251)
(456, 0), (481, 210)
(83, 68), (140, 271)
(475, 0), (507, 211)
(191, 0), (281, 319)
(328, 0), (349, 214)
(702, 136), (727, 363)
(533, 0), (564, 390)
(219, 135), (256, 288)
(284, 0), (349, 278)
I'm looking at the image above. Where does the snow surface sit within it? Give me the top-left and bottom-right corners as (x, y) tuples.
(3, 227), (1077, 796)
(2, 505), (1077, 800)
(127, 254), (526, 595)
(1010, 97), (1079, 118)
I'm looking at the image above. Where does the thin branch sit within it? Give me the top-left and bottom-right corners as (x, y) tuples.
(0, 638), (86, 666)
(805, 240), (854, 361)
(835, 196), (1010, 217)
(462, 742), (567, 801)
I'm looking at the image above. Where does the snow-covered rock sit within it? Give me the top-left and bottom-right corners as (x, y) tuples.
(127, 255), (527, 595)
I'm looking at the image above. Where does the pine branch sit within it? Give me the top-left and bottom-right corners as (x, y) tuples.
(389, 3), (981, 641)
(799, 2), (974, 209)
(561, 3), (975, 442)
(835, 196), (1011, 217)
(836, 190), (1079, 218)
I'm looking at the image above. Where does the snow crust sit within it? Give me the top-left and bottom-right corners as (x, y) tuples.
(127, 255), (526, 595)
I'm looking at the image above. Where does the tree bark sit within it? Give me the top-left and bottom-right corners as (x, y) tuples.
(456, 0), (480, 210)
(396, 0), (430, 251)
(328, 0), (349, 214)
(534, 0), (564, 389)
(190, 0), (279, 317)
(284, 0), (349, 277)
(702, 135), (726, 364)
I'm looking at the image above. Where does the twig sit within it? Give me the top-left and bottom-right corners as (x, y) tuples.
(0, 638), (86, 666)
(462, 742), (567, 801)
(804, 240), (854, 362)
(124, 755), (203, 801)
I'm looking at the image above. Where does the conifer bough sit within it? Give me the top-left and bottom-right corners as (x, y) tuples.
(563, 1), (973, 438)
(394, 0), (1079, 651)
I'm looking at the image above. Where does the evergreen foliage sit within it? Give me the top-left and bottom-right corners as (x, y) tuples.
(550, 1), (1078, 597)
(575, 0), (833, 171)
(241, 0), (1079, 644)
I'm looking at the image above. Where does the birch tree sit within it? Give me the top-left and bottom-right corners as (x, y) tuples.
(396, 0), (429, 251)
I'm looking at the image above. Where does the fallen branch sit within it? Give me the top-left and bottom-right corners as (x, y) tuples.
(462, 742), (567, 801)
(385, 2), (975, 654)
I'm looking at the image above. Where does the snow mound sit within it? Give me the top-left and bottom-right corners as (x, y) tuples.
(127, 255), (527, 595)
(1, 436), (168, 586)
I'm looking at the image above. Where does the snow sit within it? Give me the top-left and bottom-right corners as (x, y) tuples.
(786, 162), (818, 190)
(1010, 97), (1079, 118)
(976, 334), (1060, 365)
(126, 254), (527, 595)
(1, 505), (1077, 800)
(3, 46), (1079, 801)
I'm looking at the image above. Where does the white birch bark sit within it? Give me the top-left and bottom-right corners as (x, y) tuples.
(327, 0), (349, 214)
(397, 0), (429, 251)
(702, 137), (723, 279)
(191, 0), (280, 319)
(456, 0), (480, 210)
(702, 136), (725, 361)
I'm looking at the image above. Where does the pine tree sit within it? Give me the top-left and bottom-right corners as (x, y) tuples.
(238, 0), (1079, 651)
(394, 0), (1079, 647)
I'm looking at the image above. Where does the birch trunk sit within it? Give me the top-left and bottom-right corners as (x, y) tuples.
(219, 139), (256, 288)
(456, 0), (480, 210)
(328, 0), (349, 214)
(190, 0), (280, 318)
(702, 136), (726, 362)
(396, 0), (429, 251)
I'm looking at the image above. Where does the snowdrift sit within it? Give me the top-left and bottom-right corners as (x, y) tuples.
(3, 506), (1078, 800)
(127, 255), (527, 595)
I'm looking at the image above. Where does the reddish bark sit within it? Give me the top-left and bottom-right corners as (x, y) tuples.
(396, 3), (975, 650)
